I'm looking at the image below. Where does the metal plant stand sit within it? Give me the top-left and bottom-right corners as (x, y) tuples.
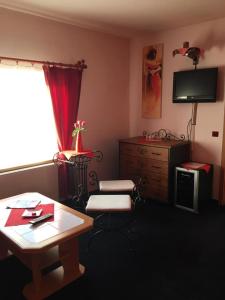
(53, 150), (103, 209)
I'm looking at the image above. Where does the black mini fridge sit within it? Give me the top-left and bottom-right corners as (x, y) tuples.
(174, 163), (213, 213)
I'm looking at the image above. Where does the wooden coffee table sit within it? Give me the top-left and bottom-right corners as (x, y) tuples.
(0, 192), (93, 300)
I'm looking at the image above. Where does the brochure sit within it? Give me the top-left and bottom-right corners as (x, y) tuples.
(6, 199), (41, 209)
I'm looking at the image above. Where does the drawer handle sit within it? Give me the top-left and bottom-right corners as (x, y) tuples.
(152, 165), (161, 169)
(151, 152), (161, 156)
(138, 148), (148, 155)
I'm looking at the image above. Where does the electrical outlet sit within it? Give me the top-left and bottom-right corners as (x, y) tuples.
(212, 131), (219, 137)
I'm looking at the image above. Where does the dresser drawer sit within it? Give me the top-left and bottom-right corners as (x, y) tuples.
(119, 137), (190, 203)
(142, 173), (168, 188)
(140, 146), (168, 161)
(136, 145), (169, 161)
(119, 154), (138, 170)
(151, 188), (168, 202)
(119, 167), (137, 180)
(119, 143), (137, 156)
(143, 183), (168, 202)
(134, 158), (168, 176)
(120, 143), (169, 162)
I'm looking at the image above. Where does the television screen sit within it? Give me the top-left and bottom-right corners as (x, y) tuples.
(173, 68), (218, 103)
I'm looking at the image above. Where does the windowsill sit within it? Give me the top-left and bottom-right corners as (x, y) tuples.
(0, 161), (54, 175)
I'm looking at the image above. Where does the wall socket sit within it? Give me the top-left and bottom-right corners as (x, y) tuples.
(212, 131), (219, 137)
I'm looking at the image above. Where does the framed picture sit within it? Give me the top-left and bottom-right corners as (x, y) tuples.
(142, 43), (163, 118)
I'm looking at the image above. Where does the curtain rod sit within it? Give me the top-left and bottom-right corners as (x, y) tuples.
(0, 55), (87, 70)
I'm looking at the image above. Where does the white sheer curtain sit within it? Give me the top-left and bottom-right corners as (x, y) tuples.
(0, 63), (58, 171)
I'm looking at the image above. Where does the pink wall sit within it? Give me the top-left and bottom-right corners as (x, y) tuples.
(1, 7), (224, 202)
(129, 18), (225, 200)
(0, 8), (130, 200)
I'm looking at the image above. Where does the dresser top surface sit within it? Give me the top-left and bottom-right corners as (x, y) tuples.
(119, 136), (190, 149)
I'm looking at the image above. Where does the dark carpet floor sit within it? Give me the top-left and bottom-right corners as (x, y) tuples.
(1, 199), (225, 300)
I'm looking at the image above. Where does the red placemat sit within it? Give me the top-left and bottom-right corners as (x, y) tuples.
(5, 203), (54, 227)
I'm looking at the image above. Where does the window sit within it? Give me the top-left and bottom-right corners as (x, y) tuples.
(0, 63), (58, 171)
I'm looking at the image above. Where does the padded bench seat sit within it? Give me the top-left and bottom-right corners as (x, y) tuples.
(99, 180), (135, 192)
(86, 194), (132, 212)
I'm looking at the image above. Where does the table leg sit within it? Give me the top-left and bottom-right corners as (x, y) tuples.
(23, 254), (44, 300)
(23, 238), (85, 300)
(59, 237), (84, 281)
(30, 254), (43, 293)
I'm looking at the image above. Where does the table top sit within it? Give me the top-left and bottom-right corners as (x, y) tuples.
(0, 192), (93, 253)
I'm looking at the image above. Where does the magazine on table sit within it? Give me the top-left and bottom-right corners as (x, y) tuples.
(6, 198), (41, 209)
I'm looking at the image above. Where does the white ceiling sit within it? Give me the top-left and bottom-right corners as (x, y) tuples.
(1, 0), (225, 37)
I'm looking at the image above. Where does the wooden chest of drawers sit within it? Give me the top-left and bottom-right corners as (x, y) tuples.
(119, 137), (190, 203)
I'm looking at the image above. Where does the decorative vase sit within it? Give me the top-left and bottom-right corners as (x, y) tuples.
(75, 132), (83, 153)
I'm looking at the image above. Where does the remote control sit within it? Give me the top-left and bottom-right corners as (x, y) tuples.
(29, 213), (53, 225)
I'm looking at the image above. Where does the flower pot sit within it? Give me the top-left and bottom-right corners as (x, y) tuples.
(75, 132), (83, 153)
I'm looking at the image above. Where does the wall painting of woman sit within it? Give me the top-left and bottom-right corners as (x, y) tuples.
(142, 43), (163, 118)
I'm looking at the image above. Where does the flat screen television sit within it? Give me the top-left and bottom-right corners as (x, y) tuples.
(173, 67), (218, 103)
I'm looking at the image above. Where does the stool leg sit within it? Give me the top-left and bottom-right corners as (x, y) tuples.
(86, 213), (107, 251)
(87, 229), (105, 251)
(132, 179), (146, 207)
(86, 212), (136, 253)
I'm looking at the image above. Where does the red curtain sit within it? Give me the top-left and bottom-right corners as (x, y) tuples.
(43, 65), (83, 201)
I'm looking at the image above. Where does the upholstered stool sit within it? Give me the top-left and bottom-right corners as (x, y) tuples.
(86, 194), (134, 251)
(99, 180), (135, 193)
(99, 179), (143, 206)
